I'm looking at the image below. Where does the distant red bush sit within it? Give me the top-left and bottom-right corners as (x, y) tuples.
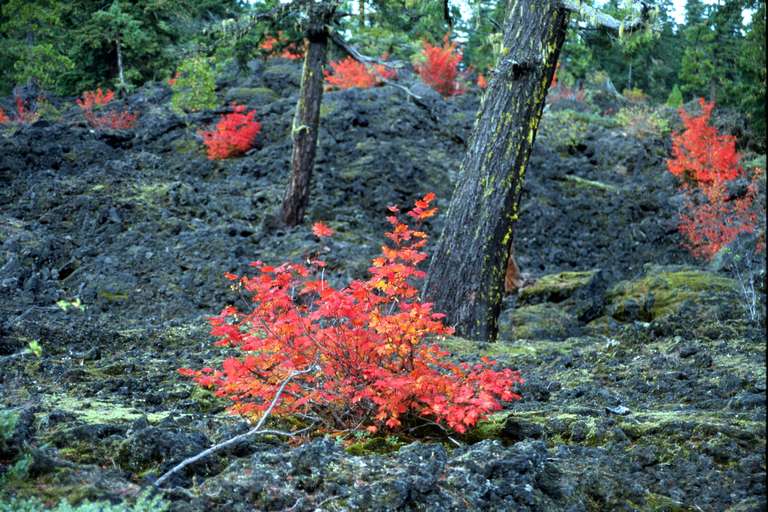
(76, 88), (137, 130)
(199, 104), (261, 160)
(260, 34), (303, 60)
(415, 35), (466, 97)
(2, 97), (40, 125)
(324, 57), (397, 90)
(476, 73), (488, 90)
(667, 98), (762, 260)
(167, 71), (180, 87)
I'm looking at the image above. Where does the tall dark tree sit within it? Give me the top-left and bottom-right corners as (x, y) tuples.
(423, 0), (650, 341)
(280, 0), (338, 226)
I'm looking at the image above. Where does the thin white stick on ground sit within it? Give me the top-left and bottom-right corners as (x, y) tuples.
(154, 365), (316, 488)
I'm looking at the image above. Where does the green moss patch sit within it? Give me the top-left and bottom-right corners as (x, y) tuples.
(41, 395), (169, 425)
(519, 270), (598, 305)
(606, 266), (738, 321)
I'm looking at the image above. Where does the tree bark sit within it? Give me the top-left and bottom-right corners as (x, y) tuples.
(359, 0), (365, 29)
(280, 2), (332, 227)
(422, 0), (569, 341)
(116, 36), (126, 90)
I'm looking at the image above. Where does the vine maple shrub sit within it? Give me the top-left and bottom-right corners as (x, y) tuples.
(260, 33), (303, 60)
(415, 35), (466, 97)
(324, 57), (397, 90)
(76, 88), (137, 130)
(666, 98), (762, 260)
(180, 194), (523, 434)
(0, 97), (40, 125)
(199, 104), (262, 160)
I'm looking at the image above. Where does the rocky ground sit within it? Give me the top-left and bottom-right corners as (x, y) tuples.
(0, 59), (765, 511)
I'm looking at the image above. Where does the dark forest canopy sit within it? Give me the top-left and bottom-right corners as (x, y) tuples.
(0, 0), (764, 137)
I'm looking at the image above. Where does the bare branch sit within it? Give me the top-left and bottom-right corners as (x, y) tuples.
(561, 0), (650, 32)
(328, 32), (402, 68)
(328, 32), (424, 101)
(154, 365), (317, 488)
(203, 0), (305, 40)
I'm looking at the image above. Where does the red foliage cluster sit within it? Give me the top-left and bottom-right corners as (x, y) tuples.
(1, 97), (40, 125)
(476, 73), (488, 90)
(667, 98), (762, 260)
(415, 35), (466, 97)
(76, 88), (114, 110)
(550, 62), (560, 89)
(547, 84), (585, 104)
(199, 104), (261, 160)
(179, 194), (523, 434)
(260, 34), (303, 60)
(324, 57), (397, 90)
(76, 88), (137, 130)
(167, 71), (180, 87)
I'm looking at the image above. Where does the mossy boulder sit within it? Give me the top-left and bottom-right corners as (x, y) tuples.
(499, 303), (578, 341)
(261, 63), (302, 91)
(605, 265), (739, 322)
(519, 270), (599, 305)
(224, 87), (278, 106)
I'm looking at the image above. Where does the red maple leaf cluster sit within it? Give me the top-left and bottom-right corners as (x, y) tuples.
(179, 193), (523, 434)
(0, 97), (40, 125)
(476, 73), (488, 90)
(415, 35), (466, 97)
(260, 34), (303, 60)
(324, 57), (397, 90)
(167, 71), (180, 87)
(76, 88), (137, 130)
(667, 98), (763, 260)
(199, 103), (262, 160)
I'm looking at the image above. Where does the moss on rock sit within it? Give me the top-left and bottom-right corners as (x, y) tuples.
(499, 303), (578, 340)
(606, 265), (739, 322)
(224, 86), (278, 105)
(519, 270), (598, 305)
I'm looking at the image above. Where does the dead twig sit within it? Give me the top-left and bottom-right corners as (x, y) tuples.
(154, 365), (317, 487)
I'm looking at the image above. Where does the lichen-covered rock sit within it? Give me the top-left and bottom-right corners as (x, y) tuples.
(499, 303), (578, 341)
(605, 264), (740, 322)
(197, 438), (562, 511)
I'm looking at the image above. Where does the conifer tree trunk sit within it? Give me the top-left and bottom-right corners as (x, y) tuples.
(116, 36), (126, 90)
(423, 0), (569, 341)
(280, 2), (333, 227)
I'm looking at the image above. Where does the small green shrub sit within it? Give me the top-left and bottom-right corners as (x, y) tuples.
(615, 106), (670, 138)
(622, 87), (647, 103)
(666, 85), (683, 108)
(539, 110), (617, 153)
(0, 409), (19, 448)
(170, 56), (217, 114)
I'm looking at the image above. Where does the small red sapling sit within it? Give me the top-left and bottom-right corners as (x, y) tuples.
(199, 104), (262, 160)
(76, 88), (137, 130)
(324, 57), (397, 90)
(415, 35), (466, 97)
(666, 99), (762, 260)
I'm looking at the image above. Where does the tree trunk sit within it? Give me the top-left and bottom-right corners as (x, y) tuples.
(116, 36), (126, 90)
(280, 4), (331, 227)
(443, 0), (453, 31)
(359, 0), (365, 29)
(422, 0), (569, 341)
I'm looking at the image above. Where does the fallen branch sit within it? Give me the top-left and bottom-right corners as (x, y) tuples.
(154, 365), (317, 487)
